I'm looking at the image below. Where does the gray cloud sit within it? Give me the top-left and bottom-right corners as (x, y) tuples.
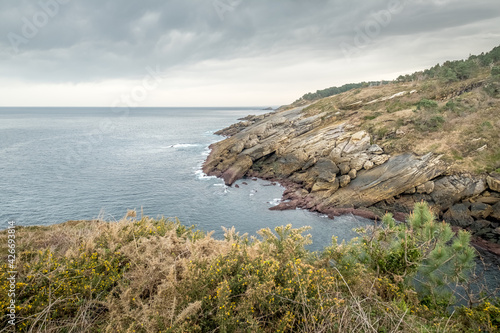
(1, 0), (499, 105)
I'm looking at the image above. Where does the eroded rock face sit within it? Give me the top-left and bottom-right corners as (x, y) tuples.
(203, 106), (500, 246)
(322, 153), (445, 208)
(431, 175), (487, 210)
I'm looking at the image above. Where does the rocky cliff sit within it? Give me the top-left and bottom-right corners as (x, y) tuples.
(203, 60), (500, 251)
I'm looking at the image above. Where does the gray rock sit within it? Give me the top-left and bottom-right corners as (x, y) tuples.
(324, 153), (446, 208)
(470, 220), (492, 234)
(343, 131), (371, 154)
(416, 181), (435, 194)
(431, 175), (487, 210)
(313, 158), (339, 182)
(470, 203), (493, 219)
(491, 202), (500, 220)
(339, 163), (351, 175)
(367, 144), (384, 155)
(443, 204), (474, 228)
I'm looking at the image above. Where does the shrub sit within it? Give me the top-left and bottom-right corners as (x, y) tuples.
(0, 206), (495, 332)
(416, 99), (438, 111)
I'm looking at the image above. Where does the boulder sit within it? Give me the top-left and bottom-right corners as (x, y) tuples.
(339, 163), (350, 175)
(443, 204), (474, 228)
(363, 160), (374, 170)
(491, 202), (500, 220)
(348, 169), (357, 180)
(487, 173), (500, 192)
(416, 181), (435, 194)
(469, 203), (493, 219)
(339, 175), (351, 188)
(314, 158), (340, 182)
(470, 220), (492, 234)
(431, 175), (487, 210)
(350, 154), (369, 171)
(367, 144), (384, 155)
(371, 154), (390, 165)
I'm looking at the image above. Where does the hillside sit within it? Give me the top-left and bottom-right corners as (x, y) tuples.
(204, 45), (500, 247)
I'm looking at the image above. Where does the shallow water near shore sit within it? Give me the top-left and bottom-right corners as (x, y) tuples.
(0, 107), (372, 250)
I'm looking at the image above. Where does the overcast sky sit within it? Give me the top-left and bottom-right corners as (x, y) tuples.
(1, 0), (500, 107)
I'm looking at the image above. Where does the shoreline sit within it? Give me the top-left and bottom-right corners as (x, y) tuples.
(227, 171), (500, 258)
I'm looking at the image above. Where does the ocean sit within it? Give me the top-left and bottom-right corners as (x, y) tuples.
(0, 107), (372, 251)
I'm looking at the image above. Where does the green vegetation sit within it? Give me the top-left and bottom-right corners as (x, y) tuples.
(296, 81), (391, 103)
(416, 98), (438, 111)
(1, 203), (498, 332)
(397, 45), (500, 83)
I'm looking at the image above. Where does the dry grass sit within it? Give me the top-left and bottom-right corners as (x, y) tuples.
(1, 214), (498, 332)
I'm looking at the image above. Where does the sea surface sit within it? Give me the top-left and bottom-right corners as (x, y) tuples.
(0, 107), (372, 251)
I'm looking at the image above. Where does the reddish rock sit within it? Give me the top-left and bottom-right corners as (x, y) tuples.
(269, 201), (298, 211)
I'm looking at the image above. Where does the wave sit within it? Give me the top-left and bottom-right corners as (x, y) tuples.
(172, 143), (201, 149)
(194, 169), (216, 180)
(267, 198), (282, 206)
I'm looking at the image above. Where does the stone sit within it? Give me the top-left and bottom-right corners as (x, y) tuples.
(476, 196), (500, 205)
(371, 154), (390, 165)
(312, 181), (332, 192)
(363, 160), (374, 170)
(350, 154), (369, 171)
(416, 181), (434, 194)
(367, 144), (384, 155)
(431, 175), (488, 210)
(491, 202), (500, 220)
(443, 204), (474, 228)
(487, 173), (500, 192)
(339, 175), (351, 188)
(328, 178), (340, 193)
(301, 157), (317, 171)
(470, 220), (492, 233)
(314, 158), (340, 182)
(343, 131), (371, 154)
(348, 169), (357, 180)
(339, 163), (350, 175)
(405, 187), (417, 194)
(469, 203), (493, 219)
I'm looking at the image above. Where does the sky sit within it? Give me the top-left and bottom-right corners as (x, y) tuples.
(1, 0), (500, 107)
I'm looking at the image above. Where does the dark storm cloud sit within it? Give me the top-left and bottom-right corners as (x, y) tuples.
(1, 0), (499, 84)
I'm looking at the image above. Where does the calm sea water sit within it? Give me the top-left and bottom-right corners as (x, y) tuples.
(0, 107), (372, 251)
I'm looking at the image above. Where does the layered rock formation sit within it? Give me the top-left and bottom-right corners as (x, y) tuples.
(203, 82), (500, 249)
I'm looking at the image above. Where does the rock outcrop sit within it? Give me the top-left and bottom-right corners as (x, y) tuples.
(203, 86), (500, 249)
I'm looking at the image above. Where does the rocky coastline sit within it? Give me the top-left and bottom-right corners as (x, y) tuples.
(203, 101), (500, 256)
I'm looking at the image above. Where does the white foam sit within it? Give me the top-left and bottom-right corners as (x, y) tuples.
(267, 198), (282, 206)
(173, 143), (200, 148)
(194, 169), (216, 180)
